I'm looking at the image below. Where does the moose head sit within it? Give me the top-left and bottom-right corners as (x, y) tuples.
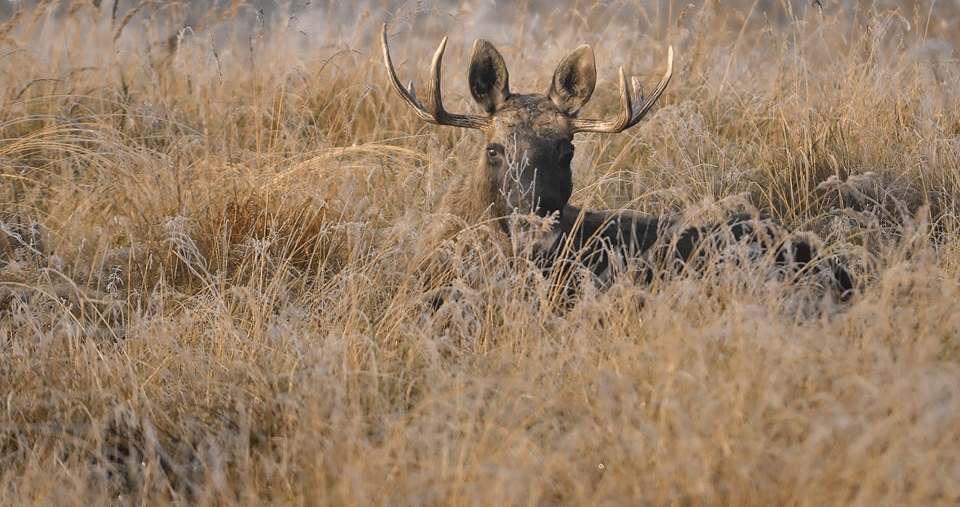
(381, 23), (673, 220)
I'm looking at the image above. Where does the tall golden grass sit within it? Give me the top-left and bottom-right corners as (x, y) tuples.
(1, 0), (959, 504)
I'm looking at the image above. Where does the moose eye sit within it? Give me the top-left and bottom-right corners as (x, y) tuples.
(485, 143), (504, 163)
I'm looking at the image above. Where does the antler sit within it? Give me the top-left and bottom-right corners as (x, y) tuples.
(569, 46), (674, 134)
(381, 23), (492, 130)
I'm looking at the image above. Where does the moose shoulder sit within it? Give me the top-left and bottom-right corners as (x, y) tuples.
(381, 24), (854, 299)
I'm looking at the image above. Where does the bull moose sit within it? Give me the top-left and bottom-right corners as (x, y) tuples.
(380, 23), (854, 300)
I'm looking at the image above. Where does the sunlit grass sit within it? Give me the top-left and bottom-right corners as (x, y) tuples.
(1, 1), (959, 505)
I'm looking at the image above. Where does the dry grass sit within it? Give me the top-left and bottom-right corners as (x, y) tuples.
(1, 0), (959, 505)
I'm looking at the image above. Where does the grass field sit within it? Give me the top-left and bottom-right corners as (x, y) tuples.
(1, 0), (959, 504)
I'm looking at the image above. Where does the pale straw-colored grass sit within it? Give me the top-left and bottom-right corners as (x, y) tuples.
(1, 1), (958, 505)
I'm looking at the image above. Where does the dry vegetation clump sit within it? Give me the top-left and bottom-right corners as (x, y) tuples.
(1, 0), (959, 505)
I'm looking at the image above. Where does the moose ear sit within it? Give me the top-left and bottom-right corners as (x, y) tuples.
(468, 40), (510, 114)
(548, 45), (596, 116)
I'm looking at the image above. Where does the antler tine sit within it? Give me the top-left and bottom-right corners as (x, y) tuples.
(631, 76), (643, 103)
(607, 68), (634, 133)
(381, 24), (432, 122)
(628, 46), (673, 126)
(571, 46), (674, 134)
(381, 23), (491, 130)
(425, 35), (450, 121)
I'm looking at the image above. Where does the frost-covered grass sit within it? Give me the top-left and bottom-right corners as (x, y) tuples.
(1, 1), (959, 504)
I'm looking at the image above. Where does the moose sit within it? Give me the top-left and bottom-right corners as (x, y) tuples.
(381, 23), (854, 299)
